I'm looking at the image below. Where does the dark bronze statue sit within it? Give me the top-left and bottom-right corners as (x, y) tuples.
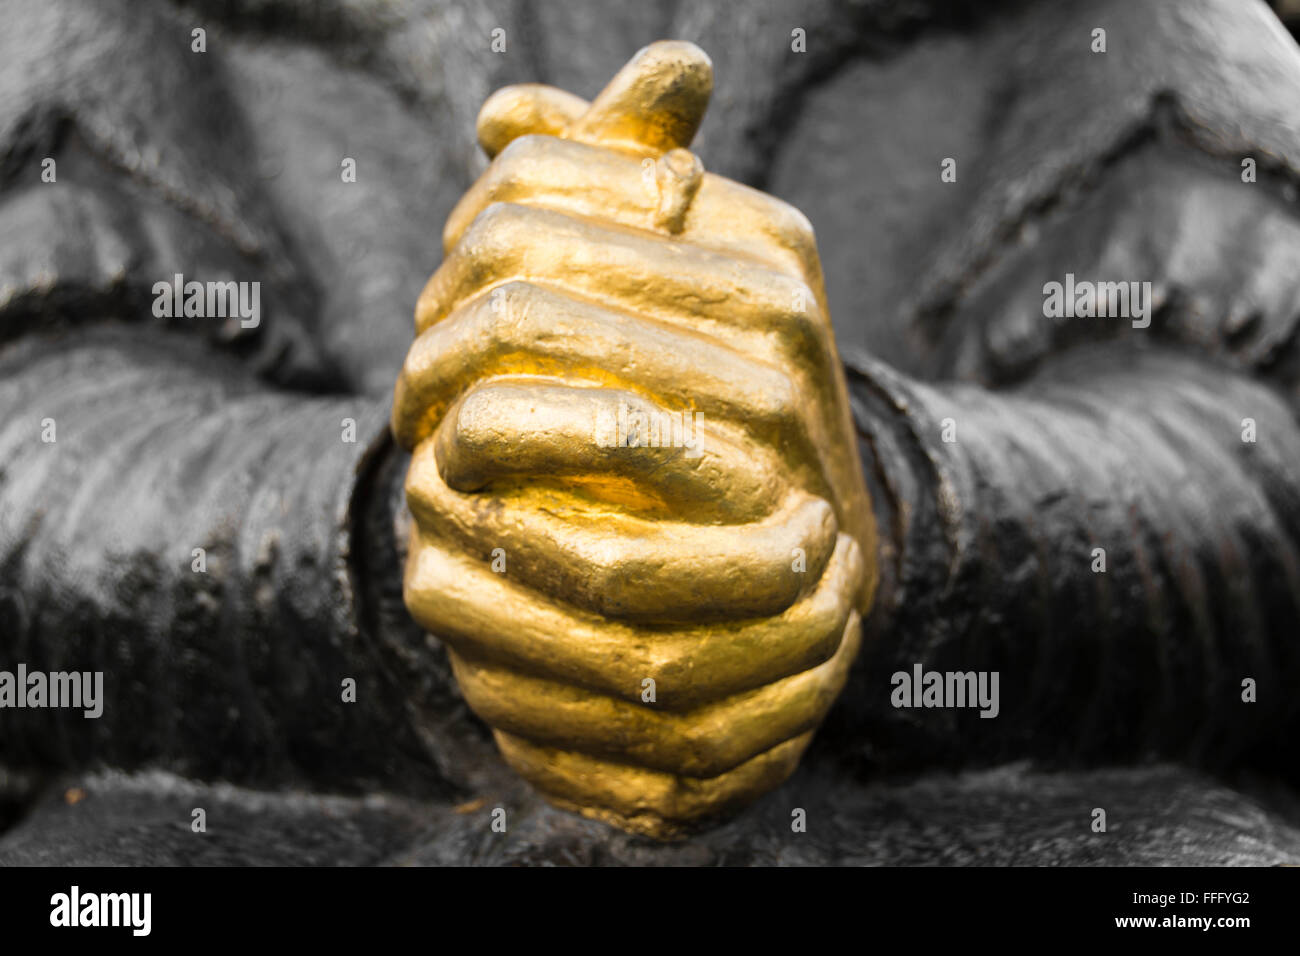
(1, 0), (1299, 863)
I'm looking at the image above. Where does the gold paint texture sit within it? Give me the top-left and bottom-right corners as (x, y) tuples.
(391, 41), (876, 839)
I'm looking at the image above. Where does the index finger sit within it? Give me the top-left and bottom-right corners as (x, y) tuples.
(476, 84), (589, 158)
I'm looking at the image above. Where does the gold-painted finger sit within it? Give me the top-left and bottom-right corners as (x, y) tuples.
(417, 203), (830, 370)
(391, 282), (807, 466)
(475, 83), (589, 159)
(494, 729), (814, 839)
(403, 528), (864, 709)
(563, 40), (712, 156)
(447, 610), (862, 778)
(433, 380), (782, 523)
(406, 440), (838, 621)
(440, 133), (818, 279)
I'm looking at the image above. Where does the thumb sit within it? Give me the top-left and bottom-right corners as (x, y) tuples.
(566, 40), (713, 155)
(474, 41), (713, 159)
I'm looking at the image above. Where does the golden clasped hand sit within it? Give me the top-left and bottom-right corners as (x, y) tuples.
(392, 41), (877, 839)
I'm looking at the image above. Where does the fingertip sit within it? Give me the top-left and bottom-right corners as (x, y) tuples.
(476, 83), (589, 158)
(567, 40), (713, 154)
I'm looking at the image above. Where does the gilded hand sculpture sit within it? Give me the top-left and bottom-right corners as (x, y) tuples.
(392, 41), (876, 838)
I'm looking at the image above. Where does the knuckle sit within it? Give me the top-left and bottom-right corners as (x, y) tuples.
(394, 349), (450, 448)
(729, 187), (820, 273)
(773, 279), (829, 360)
(751, 369), (800, 432)
(838, 533), (868, 600)
(576, 541), (638, 615)
(445, 202), (536, 296)
(793, 496), (840, 565)
(403, 450), (441, 518)
(494, 131), (551, 167)
(585, 555), (623, 610)
(773, 200), (817, 253)
(391, 372), (419, 444)
(474, 279), (540, 339)
(463, 200), (526, 253)
(450, 387), (498, 448)
(744, 189), (818, 256)
(480, 139), (536, 202)
(678, 724), (744, 777)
